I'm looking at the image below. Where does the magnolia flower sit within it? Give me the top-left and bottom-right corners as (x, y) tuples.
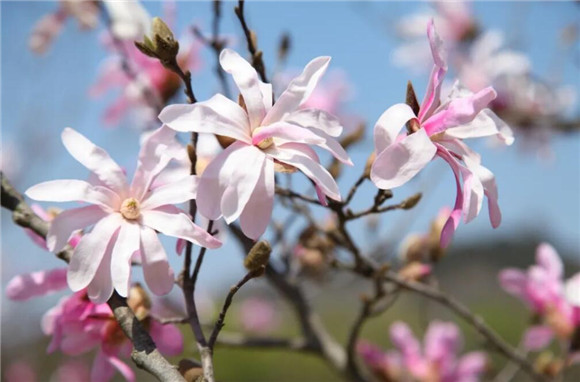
(23, 204), (82, 250)
(499, 243), (580, 350)
(101, 0), (151, 41)
(6, 268), (68, 301)
(160, 49), (351, 239)
(29, 0), (100, 55)
(25, 126), (221, 303)
(371, 20), (513, 248)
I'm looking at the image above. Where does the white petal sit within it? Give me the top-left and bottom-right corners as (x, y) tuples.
(158, 95), (251, 142)
(26, 180), (120, 210)
(140, 175), (198, 210)
(141, 209), (222, 249)
(219, 49), (266, 128)
(374, 103), (417, 154)
(140, 226), (174, 296)
(283, 108), (343, 137)
(239, 159), (275, 240)
(61, 128), (128, 195)
(67, 213), (122, 291)
(47, 205), (108, 252)
(263, 56), (330, 125)
(110, 221), (141, 297)
(371, 129), (436, 189)
(87, 240), (115, 304)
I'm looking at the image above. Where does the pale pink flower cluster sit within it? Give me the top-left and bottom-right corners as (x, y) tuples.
(499, 243), (580, 352)
(358, 321), (487, 382)
(371, 20), (513, 248)
(160, 49), (352, 239)
(25, 126), (221, 303)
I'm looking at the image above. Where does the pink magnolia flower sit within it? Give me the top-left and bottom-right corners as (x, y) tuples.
(239, 298), (281, 334)
(6, 268), (68, 301)
(499, 243), (580, 350)
(25, 126), (221, 303)
(23, 204), (82, 250)
(4, 361), (37, 382)
(29, 0), (100, 55)
(371, 20), (513, 248)
(159, 49), (352, 239)
(359, 321), (487, 382)
(91, 4), (202, 127)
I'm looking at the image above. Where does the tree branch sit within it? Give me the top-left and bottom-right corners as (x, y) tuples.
(234, 0), (268, 82)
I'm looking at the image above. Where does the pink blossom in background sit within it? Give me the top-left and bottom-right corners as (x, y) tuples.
(239, 298), (281, 334)
(29, 0), (100, 55)
(53, 359), (91, 382)
(25, 126), (221, 303)
(371, 20), (513, 248)
(23, 204), (82, 250)
(499, 243), (580, 351)
(359, 321), (487, 382)
(6, 268), (68, 301)
(160, 48), (352, 239)
(4, 361), (37, 382)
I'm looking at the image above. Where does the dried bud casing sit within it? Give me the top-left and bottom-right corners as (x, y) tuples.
(127, 283), (151, 321)
(244, 240), (271, 271)
(364, 152), (376, 178)
(178, 359), (203, 382)
(401, 193), (422, 210)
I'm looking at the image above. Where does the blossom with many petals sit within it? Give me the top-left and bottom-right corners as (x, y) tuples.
(358, 321), (487, 382)
(371, 20), (513, 248)
(499, 243), (580, 350)
(160, 49), (351, 239)
(25, 126), (221, 303)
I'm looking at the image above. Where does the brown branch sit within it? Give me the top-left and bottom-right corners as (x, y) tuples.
(344, 192), (421, 221)
(1, 173), (184, 382)
(275, 186), (322, 206)
(234, 0), (268, 82)
(216, 332), (313, 352)
(207, 267), (264, 349)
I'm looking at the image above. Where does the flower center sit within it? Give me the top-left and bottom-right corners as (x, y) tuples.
(252, 127), (275, 150)
(120, 198), (141, 220)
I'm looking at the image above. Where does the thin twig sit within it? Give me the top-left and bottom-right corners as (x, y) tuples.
(343, 173), (368, 206)
(1, 173), (185, 382)
(275, 186), (322, 206)
(207, 267), (264, 349)
(234, 0), (268, 82)
(216, 332), (313, 352)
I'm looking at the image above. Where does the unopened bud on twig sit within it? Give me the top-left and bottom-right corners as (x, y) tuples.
(244, 240), (271, 271)
(135, 17), (179, 64)
(364, 152), (376, 178)
(400, 193), (422, 210)
(178, 359), (203, 382)
(278, 32), (291, 61)
(127, 283), (151, 321)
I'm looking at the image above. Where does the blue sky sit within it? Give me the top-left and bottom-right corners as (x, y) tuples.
(1, 1), (579, 339)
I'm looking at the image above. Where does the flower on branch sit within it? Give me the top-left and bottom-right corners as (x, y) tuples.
(159, 49), (352, 239)
(25, 126), (221, 303)
(358, 321), (487, 382)
(371, 20), (514, 248)
(499, 243), (580, 352)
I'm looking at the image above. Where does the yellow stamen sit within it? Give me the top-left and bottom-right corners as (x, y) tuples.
(120, 198), (141, 220)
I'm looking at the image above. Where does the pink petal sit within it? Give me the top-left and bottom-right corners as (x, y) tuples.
(150, 320), (184, 356)
(565, 274), (580, 307)
(476, 164), (501, 228)
(61, 128), (128, 195)
(47, 205), (107, 252)
(436, 147), (464, 248)
(267, 143), (341, 201)
(90, 349), (119, 382)
(498, 269), (528, 299)
(263, 56), (331, 126)
(424, 321), (461, 366)
(309, 128), (353, 165)
(370, 129), (437, 189)
(252, 122), (326, 146)
(390, 321), (424, 375)
(456, 352), (487, 379)
(140, 226), (174, 296)
(219, 49), (266, 128)
(444, 108), (513, 145)
(239, 159), (275, 240)
(110, 221), (141, 297)
(6, 268), (68, 301)
(536, 243), (563, 280)
(158, 95), (251, 142)
(67, 213), (122, 292)
(87, 238), (115, 304)
(422, 87), (497, 135)
(523, 325), (554, 350)
(374, 103), (417, 154)
(140, 175), (198, 210)
(418, 20), (447, 122)
(29, 10), (66, 55)
(140, 209), (221, 249)
(131, 125), (183, 199)
(284, 108), (343, 137)
(458, 158), (484, 224)
(25, 180), (120, 210)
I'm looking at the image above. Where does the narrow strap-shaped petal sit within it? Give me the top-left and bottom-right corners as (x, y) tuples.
(252, 122), (325, 146)
(26, 179), (120, 210)
(522, 325), (555, 350)
(475, 164), (501, 228)
(263, 56), (331, 126)
(370, 129), (436, 190)
(422, 87), (497, 135)
(86, 238), (115, 304)
(149, 320), (184, 356)
(436, 146), (464, 248)
(374, 103), (417, 154)
(68, 213), (122, 292)
(455, 352), (488, 379)
(424, 322), (461, 366)
(219, 49), (266, 128)
(307, 128), (353, 165)
(47, 205), (108, 252)
(110, 221), (141, 297)
(140, 226), (174, 296)
(535, 243), (563, 279)
(141, 209), (222, 249)
(443, 108), (514, 144)
(140, 175), (198, 210)
(239, 159), (275, 240)
(284, 108), (343, 137)
(61, 128), (128, 195)
(266, 143), (341, 201)
(6, 268), (68, 301)
(418, 20), (447, 121)
(498, 269), (529, 298)
(158, 95), (251, 142)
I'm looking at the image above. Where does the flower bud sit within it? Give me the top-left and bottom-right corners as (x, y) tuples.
(135, 17), (179, 64)
(400, 193), (422, 210)
(127, 283), (151, 321)
(244, 241), (271, 271)
(178, 359), (203, 382)
(398, 261), (431, 281)
(405, 81), (420, 115)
